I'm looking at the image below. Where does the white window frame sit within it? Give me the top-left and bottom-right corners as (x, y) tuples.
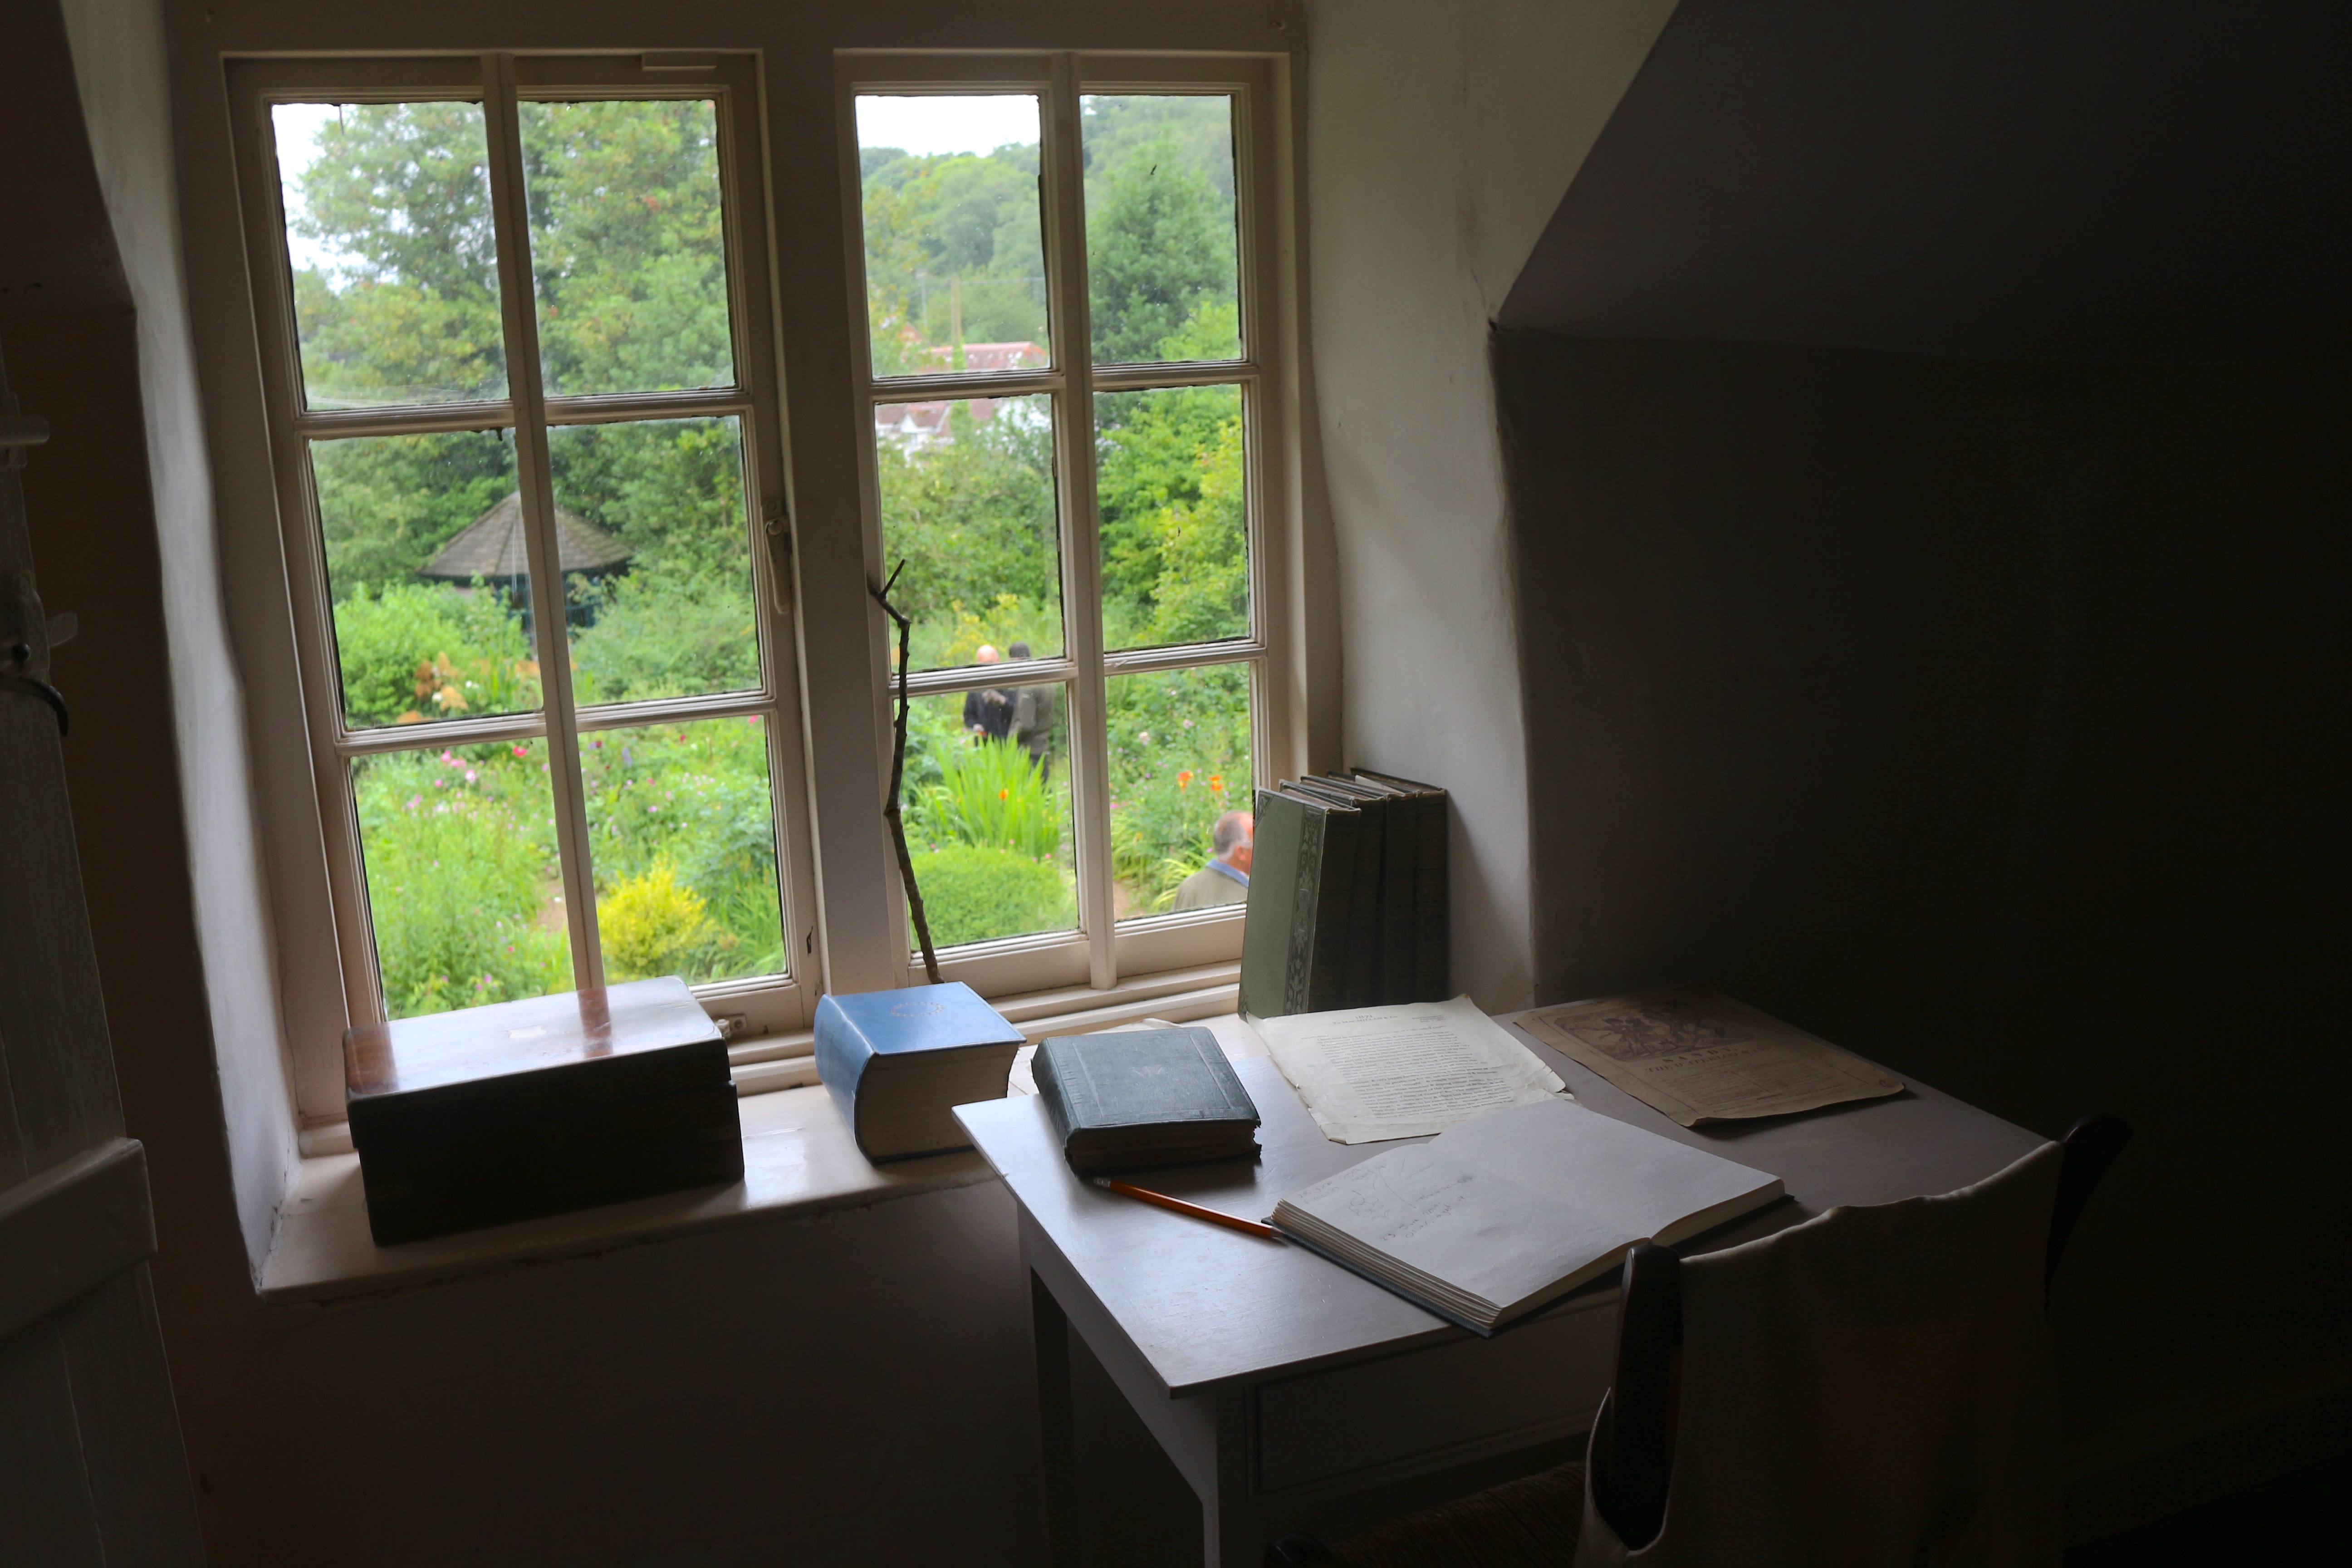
(834, 51), (1303, 1000)
(225, 53), (822, 1127)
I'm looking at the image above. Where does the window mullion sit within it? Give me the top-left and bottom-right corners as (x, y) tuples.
(1045, 54), (1116, 991)
(483, 52), (605, 990)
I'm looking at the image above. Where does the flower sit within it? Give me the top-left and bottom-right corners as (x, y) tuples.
(999, 788), (1009, 800)
(1177, 769), (1194, 789)
(1137, 730), (1152, 744)
(464, 769), (477, 783)
(512, 745), (528, 758)
(1209, 775), (1225, 792)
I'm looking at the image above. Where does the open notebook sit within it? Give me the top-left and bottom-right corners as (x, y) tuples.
(1272, 1099), (1784, 1334)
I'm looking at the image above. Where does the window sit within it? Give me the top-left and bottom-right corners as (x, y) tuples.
(215, 46), (1309, 1136)
(843, 54), (1297, 997)
(230, 57), (816, 1053)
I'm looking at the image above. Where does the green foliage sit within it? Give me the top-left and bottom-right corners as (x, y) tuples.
(875, 399), (1062, 665)
(906, 843), (1073, 949)
(311, 428), (515, 595)
(911, 737), (1061, 860)
(1105, 664), (1251, 909)
(332, 580), (538, 726)
(581, 718), (782, 981)
(1096, 368), (1248, 647)
(1086, 132), (1231, 364)
(860, 143), (1049, 372)
(352, 746), (569, 1019)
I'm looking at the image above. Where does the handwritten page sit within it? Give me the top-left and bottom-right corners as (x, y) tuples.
(1253, 995), (1569, 1143)
(1517, 984), (1903, 1127)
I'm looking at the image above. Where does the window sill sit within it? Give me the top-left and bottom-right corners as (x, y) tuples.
(259, 995), (1261, 1306)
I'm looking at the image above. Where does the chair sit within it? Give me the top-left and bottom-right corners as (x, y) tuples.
(1267, 1114), (2129, 1568)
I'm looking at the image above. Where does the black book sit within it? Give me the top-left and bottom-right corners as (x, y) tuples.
(1285, 776), (1387, 1009)
(1240, 785), (1359, 1019)
(1032, 1027), (1262, 1173)
(1353, 769), (1451, 1002)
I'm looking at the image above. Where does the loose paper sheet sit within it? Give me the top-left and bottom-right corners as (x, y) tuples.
(1253, 995), (1570, 1143)
(1516, 984), (1904, 1127)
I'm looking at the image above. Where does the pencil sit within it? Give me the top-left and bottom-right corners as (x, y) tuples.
(1090, 1177), (1282, 1241)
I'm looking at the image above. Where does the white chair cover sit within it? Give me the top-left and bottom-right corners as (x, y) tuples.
(1575, 1141), (2065, 1568)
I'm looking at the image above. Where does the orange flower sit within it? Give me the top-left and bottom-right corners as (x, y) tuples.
(999, 788), (1009, 800)
(1177, 769), (1194, 789)
(1208, 774), (1225, 792)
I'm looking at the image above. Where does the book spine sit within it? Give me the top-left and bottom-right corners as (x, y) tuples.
(812, 996), (877, 1147)
(1282, 805), (1326, 1017)
(1307, 807), (1356, 1013)
(1415, 793), (1449, 1000)
(1380, 801), (1417, 1006)
(1239, 788), (1298, 1018)
(1030, 1041), (1079, 1154)
(1343, 802), (1385, 1009)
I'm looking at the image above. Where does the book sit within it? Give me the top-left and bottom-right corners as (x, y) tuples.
(343, 977), (741, 1246)
(1240, 785), (1360, 1019)
(1032, 1027), (1262, 1173)
(1272, 1098), (1783, 1334)
(1309, 773), (1413, 1006)
(1353, 769), (1450, 1002)
(1285, 776), (1388, 1009)
(815, 981), (1028, 1161)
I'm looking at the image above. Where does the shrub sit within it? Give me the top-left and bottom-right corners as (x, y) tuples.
(333, 580), (537, 726)
(907, 843), (1073, 948)
(571, 568), (760, 704)
(599, 862), (725, 981)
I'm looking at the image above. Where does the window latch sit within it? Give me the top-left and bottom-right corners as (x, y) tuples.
(0, 568), (73, 738)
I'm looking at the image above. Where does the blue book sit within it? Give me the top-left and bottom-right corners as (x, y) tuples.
(814, 982), (1027, 1161)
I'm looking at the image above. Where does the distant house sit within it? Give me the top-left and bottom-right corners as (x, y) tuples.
(876, 341), (1045, 449)
(418, 490), (632, 629)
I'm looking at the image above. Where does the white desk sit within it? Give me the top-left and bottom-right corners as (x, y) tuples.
(953, 1011), (2045, 1567)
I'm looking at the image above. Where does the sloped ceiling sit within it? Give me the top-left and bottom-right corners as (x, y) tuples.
(1499, 0), (2352, 358)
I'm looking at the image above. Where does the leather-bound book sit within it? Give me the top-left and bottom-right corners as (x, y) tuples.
(1352, 769), (1450, 1002)
(343, 977), (742, 1247)
(1240, 785), (1358, 1019)
(1032, 1027), (1261, 1174)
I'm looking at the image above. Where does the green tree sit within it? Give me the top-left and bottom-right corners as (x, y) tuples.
(1085, 132), (1229, 363)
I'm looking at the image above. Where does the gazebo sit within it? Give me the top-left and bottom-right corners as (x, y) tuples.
(417, 491), (632, 630)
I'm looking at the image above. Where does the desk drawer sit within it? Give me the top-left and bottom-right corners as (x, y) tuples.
(1255, 1298), (1614, 1494)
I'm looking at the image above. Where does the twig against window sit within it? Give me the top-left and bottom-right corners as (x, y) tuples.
(872, 560), (942, 984)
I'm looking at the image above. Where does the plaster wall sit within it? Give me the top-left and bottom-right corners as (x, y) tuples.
(55, 0), (299, 1274)
(1496, 330), (2352, 1528)
(1299, 0), (1679, 1010)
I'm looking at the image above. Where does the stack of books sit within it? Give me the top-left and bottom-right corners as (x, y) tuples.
(1240, 769), (1449, 1019)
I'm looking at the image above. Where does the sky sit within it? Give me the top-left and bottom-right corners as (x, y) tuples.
(855, 94), (1042, 157)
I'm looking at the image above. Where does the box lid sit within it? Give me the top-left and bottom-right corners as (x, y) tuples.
(344, 977), (723, 1107)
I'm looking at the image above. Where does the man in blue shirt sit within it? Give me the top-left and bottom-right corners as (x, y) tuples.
(1172, 810), (1253, 910)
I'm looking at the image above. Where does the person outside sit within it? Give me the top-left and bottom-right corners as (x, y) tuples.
(962, 644), (1011, 741)
(1004, 641), (1059, 781)
(1172, 810), (1252, 910)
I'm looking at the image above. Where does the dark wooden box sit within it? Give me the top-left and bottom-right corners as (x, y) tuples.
(343, 978), (744, 1247)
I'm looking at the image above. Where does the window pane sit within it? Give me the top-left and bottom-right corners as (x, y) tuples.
(876, 393), (1063, 672)
(1083, 95), (1240, 364)
(856, 95), (1050, 377)
(1107, 665), (1254, 921)
(314, 429), (548, 730)
(271, 102), (506, 409)
(582, 716), (785, 985)
(903, 689), (1076, 950)
(353, 739), (572, 1019)
(519, 99), (735, 398)
(548, 416), (758, 704)
(1094, 384), (1248, 651)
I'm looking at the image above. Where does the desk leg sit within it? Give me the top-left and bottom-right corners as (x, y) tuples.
(1199, 1386), (1263, 1568)
(1031, 1269), (1079, 1568)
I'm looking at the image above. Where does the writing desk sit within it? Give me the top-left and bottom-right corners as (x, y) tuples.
(953, 1011), (2043, 1567)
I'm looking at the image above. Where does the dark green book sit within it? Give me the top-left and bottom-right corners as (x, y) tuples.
(1240, 785), (1359, 1019)
(1286, 776), (1386, 1009)
(1032, 1028), (1261, 1173)
(1354, 769), (1450, 1001)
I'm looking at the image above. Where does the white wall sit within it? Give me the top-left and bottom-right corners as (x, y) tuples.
(1301, 0), (1681, 1011)
(59, 0), (299, 1275)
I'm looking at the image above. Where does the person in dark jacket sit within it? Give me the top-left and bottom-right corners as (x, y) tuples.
(962, 644), (1011, 740)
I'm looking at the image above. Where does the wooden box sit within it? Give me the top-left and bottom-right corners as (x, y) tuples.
(343, 978), (743, 1246)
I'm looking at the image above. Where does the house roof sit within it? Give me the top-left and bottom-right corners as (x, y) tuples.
(417, 492), (632, 581)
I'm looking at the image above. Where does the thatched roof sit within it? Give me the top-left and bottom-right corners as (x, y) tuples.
(418, 492), (632, 582)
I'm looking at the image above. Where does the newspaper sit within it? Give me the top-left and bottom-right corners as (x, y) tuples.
(1253, 995), (1570, 1144)
(1517, 984), (1903, 1127)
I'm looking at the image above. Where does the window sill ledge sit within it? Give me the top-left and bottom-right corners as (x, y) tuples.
(259, 1081), (996, 1305)
(259, 1001), (1264, 1306)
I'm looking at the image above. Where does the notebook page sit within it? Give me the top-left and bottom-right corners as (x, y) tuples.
(1431, 1099), (1784, 1243)
(1279, 1142), (1631, 1316)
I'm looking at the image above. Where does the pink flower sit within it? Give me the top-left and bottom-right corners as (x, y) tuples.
(464, 769), (477, 783)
